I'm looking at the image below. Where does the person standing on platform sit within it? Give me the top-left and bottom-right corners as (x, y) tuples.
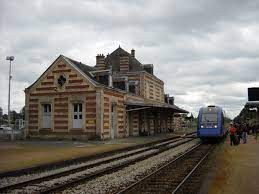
(236, 123), (242, 144)
(230, 123), (237, 146)
(255, 124), (258, 141)
(242, 123), (248, 144)
(252, 123), (255, 134)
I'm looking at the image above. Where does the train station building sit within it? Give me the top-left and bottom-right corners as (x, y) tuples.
(24, 47), (188, 140)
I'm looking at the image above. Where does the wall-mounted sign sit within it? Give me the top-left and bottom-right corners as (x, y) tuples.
(248, 87), (259, 101)
(87, 120), (95, 125)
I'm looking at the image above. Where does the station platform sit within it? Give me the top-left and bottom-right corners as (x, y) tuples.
(206, 134), (259, 194)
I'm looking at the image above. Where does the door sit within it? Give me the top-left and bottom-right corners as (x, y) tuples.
(110, 103), (117, 139)
(139, 110), (146, 135)
(153, 112), (158, 134)
(73, 103), (82, 128)
(43, 104), (51, 128)
(128, 111), (133, 136)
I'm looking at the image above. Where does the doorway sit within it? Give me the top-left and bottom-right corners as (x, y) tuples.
(110, 103), (117, 139)
(42, 104), (51, 128)
(73, 103), (82, 128)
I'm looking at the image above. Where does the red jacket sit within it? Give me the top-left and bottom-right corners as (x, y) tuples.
(230, 127), (236, 135)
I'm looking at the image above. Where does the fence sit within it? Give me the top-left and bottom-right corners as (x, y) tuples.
(0, 119), (25, 141)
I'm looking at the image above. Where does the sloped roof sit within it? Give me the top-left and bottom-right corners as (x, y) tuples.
(26, 55), (99, 90)
(63, 56), (127, 93)
(246, 101), (259, 107)
(63, 56), (96, 80)
(105, 47), (143, 72)
(125, 101), (188, 113)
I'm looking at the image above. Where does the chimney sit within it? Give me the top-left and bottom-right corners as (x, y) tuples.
(95, 54), (105, 70)
(169, 97), (174, 105)
(164, 94), (169, 103)
(119, 54), (129, 72)
(131, 49), (135, 58)
(143, 64), (154, 75)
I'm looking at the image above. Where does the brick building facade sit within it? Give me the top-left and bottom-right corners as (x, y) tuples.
(24, 47), (187, 140)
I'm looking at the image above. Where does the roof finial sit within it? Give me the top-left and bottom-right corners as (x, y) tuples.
(119, 44), (120, 48)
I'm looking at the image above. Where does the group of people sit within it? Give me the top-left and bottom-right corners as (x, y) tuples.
(229, 122), (250, 146)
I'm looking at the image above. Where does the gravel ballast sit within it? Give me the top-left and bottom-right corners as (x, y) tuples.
(0, 147), (149, 188)
(0, 137), (185, 189)
(62, 139), (200, 194)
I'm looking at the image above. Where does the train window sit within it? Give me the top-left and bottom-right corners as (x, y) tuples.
(201, 113), (218, 123)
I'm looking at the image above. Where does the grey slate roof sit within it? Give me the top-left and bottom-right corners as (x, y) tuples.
(63, 56), (96, 80)
(125, 101), (188, 113)
(26, 55), (99, 90)
(105, 47), (143, 72)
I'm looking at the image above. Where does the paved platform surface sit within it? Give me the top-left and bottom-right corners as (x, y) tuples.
(206, 135), (259, 194)
(0, 131), (189, 173)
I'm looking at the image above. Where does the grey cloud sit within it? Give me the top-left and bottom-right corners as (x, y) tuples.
(1, 0), (259, 117)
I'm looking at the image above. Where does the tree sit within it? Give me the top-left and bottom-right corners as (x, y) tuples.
(0, 107), (3, 118)
(234, 106), (256, 126)
(20, 106), (25, 120)
(3, 114), (8, 120)
(10, 110), (23, 123)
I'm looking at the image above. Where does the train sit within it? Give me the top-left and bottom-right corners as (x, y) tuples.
(197, 105), (227, 139)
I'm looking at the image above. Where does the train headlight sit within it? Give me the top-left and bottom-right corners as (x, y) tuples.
(201, 125), (204, 128)
(214, 125), (217, 128)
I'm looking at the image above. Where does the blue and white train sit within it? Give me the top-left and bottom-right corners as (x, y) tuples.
(197, 105), (227, 139)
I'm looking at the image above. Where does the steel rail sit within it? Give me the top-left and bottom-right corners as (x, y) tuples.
(171, 144), (215, 194)
(0, 132), (196, 179)
(116, 143), (203, 194)
(39, 138), (196, 194)
(0, 136), (196, 193)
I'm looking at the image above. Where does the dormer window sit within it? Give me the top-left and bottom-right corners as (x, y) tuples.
(129, 81), (138, 94)
(113, 81), (126, 90)
(129, 85), (136, 94)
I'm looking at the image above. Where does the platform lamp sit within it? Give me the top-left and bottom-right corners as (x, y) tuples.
(6, 56), (14, 140)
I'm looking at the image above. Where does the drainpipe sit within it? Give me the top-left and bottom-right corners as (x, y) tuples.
(125, 77), (129, 92)
(108, 68), (113, 88)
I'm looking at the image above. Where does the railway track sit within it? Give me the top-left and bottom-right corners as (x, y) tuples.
(0, 133), (197, 194)
(117, 143), (215, 194)
(0, 132), (196, 179)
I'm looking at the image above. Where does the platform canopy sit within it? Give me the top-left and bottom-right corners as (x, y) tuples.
(245, 101), (259, 108)
(125, 101), (188, 113)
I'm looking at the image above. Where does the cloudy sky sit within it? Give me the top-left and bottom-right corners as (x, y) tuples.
(1, 0), (259, 118)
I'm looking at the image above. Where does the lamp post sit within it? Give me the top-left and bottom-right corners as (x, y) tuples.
(6, 56), (14, 140)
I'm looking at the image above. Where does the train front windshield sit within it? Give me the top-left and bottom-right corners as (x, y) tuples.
(201, 113), (218, 123)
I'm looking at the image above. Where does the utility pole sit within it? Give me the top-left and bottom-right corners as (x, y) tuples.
(6, 56), (14, 140)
